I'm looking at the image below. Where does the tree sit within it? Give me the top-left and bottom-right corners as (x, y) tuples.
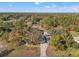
(31, 29), (42, 44)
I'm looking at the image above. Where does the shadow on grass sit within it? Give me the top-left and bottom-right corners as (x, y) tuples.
(0, 49), (14, 57)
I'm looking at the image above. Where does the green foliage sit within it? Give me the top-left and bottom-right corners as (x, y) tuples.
(0, 13), (79, 52)
(32, 29), (42, 44)
(49, 29), (77, 51)
(74, 26), (79, 32)
(40, 16), (58, 27)
(0, 19), (3, 26)
(14, 21), (22, 30)
(72, 43), (79, 49)
(56, 39), (68, 51)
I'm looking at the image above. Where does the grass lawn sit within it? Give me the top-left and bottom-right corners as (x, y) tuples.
(46, 31), (79, 57)
(47, 45), (79, 57)
(69, 48), (79, 57)
(46, 45), (66, 57)
(70, 31), (79, 37)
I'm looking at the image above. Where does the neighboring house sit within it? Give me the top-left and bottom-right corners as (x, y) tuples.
(74, 37), (79, 43)
(31, 24), (41, 29)
(7, 15), (20, 20)
(31, 23), (45, 31)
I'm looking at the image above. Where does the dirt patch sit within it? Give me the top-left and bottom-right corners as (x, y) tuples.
(7, 45), (40, 57)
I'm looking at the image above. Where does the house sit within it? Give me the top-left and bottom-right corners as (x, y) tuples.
(7, 15), (20, 20)
(74, 37), (79, 43)
(31, 23), (40, 29)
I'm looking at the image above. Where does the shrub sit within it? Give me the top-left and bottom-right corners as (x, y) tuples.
(56, 39), (68, 51)
(32, 29), (42, 44)
(74, 26), (79, 32)
(49, 29), (75, 51)
(72, 43), (79, 49)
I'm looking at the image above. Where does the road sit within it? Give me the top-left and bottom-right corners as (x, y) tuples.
(40, 43), (48, 57)
(3, 20), (20, 23)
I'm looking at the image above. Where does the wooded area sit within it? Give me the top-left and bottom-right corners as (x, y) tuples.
(0, 13), (79, 57)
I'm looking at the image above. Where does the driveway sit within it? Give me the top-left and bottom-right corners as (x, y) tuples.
(40, 43), (48, 57)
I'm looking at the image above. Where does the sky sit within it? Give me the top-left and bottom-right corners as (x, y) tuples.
(0, 2), (79, 12)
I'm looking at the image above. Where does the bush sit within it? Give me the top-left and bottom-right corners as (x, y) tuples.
(72, 43), (79, 49)
(49, 29), (75, 51)
(32, 29), (42, 44)
(56, 39), (68, 51)
(74, 26), (79, 32)
(49, 35), (60, 46)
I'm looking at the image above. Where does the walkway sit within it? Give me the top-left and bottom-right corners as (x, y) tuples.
(40, 43), (48, 57)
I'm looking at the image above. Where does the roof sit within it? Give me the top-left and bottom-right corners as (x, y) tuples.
(43, 32), (50, 36)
